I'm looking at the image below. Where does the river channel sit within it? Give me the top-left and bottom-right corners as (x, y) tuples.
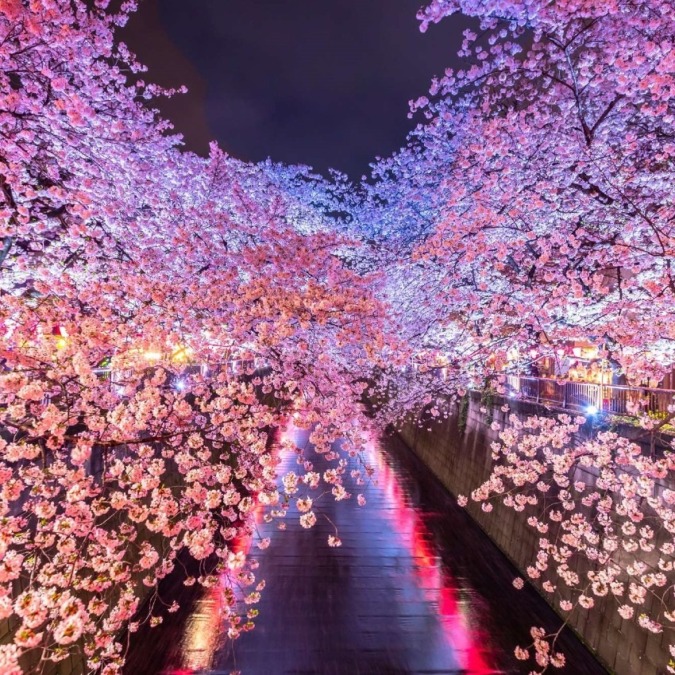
(123, 424), (606, 675)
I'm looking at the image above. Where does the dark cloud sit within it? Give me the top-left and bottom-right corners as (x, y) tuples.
(122, 0), (469, 178)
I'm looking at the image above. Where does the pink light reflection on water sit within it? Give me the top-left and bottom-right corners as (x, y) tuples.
(166, 448), (274, 674)
(369, 437), (498, 674)
(168, 423), (498, 674)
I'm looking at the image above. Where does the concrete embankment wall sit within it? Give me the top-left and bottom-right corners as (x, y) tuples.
(397, 392), (672, 675)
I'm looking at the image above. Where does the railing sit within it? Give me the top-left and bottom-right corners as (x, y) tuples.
(506, 375), (675, 418)
(93, 358), (266, 379)
(37, 359), (269, 407)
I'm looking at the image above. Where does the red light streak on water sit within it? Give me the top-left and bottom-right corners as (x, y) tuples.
(167, 441), (275, 674)
(370, 440), (497, 674)
(168, 424), (498, 674)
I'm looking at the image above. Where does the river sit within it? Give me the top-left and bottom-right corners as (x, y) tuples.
(123, 424), (606, 675)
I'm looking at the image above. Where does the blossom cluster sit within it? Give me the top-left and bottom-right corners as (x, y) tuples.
(0, 1), (387, 671)
(460, 412), (675, 671)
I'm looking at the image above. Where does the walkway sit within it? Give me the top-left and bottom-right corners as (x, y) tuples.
(506, 374), (675, 418)
(124, 427), (607, 675)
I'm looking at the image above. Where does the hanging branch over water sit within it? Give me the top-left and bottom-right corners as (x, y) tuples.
(1, 0), (674, 673)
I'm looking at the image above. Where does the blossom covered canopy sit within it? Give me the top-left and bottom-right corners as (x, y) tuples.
(1, 0), (674, 673)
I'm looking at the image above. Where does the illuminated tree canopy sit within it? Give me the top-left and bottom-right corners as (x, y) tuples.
(0, 0), (673, 673)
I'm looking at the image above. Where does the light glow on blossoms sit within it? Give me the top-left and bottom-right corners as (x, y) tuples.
(468, 413), (675, 671)
(0, 1), (386, 672)
(1, 0), (674, 672)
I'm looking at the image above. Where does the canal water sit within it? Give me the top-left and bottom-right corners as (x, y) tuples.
(124, 426), (607, 675)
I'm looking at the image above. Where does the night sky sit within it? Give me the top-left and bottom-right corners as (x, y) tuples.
(121, 0), (469, 179)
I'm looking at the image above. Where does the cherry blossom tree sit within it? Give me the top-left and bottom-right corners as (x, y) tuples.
(368, 0), (675, 389)
(457, 411), (675, 672)
(2, 0), (674, 672)
(361, 0), (675, 670)
(0, 2), (387, 672)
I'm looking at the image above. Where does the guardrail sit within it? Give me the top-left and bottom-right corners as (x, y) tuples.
(38, 359), (269, 406)
(93, 358), (266, 382)
(506, 375), (675, 418)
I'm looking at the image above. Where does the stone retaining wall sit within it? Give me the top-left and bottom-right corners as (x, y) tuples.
(397, 392), (672, 675)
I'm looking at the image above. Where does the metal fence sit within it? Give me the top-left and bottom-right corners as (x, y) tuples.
(506, 375), (675, 418)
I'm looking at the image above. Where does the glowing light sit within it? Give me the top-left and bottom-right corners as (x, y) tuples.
(177, 587), (223, 672)
(143, 350), (162, 361)
(171, 345), (194, 362)
(371, 441), (494, 672)
(586, 405), (598, 415)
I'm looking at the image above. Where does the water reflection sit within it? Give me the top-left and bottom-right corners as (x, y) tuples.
(178, 586), (223, 671)
(173, 473), (266, 672)
(371, 443), (494, 673)
(127, 423), (606, 675)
